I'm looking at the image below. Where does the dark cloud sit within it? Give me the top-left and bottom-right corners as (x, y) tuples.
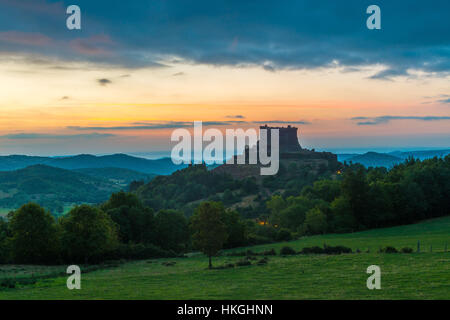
(253, 120), (311, 125)
(352, 116), (450, 125)
(97, 78), (112, 86)
(226, 115), (245, 119)
(438, 98), (450, 104)
(0, 1), (448, 79)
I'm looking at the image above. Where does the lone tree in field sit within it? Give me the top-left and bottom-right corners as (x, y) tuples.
(190, 201), (228, 269)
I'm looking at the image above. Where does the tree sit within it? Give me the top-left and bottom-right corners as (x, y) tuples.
(190, 201), (228, 269)
(303, 207), (328, 235)
(330, 196), (356, 233)
(101, 191), (156, 244)
(341, 167), (370, 229)
(0, 218), (10, 263)
(222, 209), (247, 248)
(266, 195), (286, 226)
(9, 203), (59, 264)
(154, 209), (189, 252)
(60, 205), (118, 263)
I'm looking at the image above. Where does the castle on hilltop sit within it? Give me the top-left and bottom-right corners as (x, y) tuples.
(213, 124), (339, 179)
(259, 124), (302, 152)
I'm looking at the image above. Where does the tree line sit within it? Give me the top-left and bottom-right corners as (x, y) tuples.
(265, 156), (450, 237)
(0, 192), (250, 265)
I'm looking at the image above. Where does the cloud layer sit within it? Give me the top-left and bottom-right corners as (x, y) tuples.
(0, 0), (449, 79)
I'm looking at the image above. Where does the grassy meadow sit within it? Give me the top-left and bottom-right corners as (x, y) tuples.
(0, 216), (449, 300)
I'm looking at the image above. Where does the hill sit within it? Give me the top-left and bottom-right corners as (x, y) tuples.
(0, 165), (121, 213)
(0, 154), (186, 175)
(345, 152), (403, 168)
(1, 216), (448, 299)
(74, 167), (155, 187)
(135, 155), (340, 216)
(338, 149), (450, 168)
(389, 149), (450, 161)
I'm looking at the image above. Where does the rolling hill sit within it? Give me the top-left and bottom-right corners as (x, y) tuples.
(0, 154), (186, 175)
(74, 167), (156, 187)
(0, 165), (122, 213)
(344, 152), (403, 168)
(338, 149), (450, 168)
(389, 149), (450, 160)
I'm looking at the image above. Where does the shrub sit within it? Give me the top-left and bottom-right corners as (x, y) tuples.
(380, 246), (398, 254)
(247, 234), (273, 246)
(257, 257), (269, 265)
(280, 246), (296, 255)
(275, 228), (292, 242)
(226, 251), (246, 257)
(401, 247), (413, 253)
(300, 246), (324, 254)
(323, 245), (352, 255)
(263, 248), (276, 256)
(235, 259), (252, 267)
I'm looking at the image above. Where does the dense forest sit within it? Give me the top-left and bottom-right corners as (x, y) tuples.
(0, 155), (448, 265)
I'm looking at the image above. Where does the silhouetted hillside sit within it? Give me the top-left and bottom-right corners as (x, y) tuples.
(0, 154), (186, 175)
(389, 149), (450, 160)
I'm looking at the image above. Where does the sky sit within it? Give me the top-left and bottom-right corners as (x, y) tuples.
(0, 0), (449, 156)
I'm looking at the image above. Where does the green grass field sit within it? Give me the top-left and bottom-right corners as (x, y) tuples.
(1, 217), (449, 300)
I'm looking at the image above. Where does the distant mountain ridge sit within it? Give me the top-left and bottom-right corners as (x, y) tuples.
(0, 154), (186, 175)
(337, 149), (450, 168)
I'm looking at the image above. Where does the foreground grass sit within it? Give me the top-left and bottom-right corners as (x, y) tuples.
(0, 217), (449, 300)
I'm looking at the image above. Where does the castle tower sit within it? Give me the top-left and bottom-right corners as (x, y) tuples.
(260, 124), (302, 152)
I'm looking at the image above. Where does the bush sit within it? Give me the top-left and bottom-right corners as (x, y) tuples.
(257, 257), (269, 265)
(280, 246), (296, 255)
(213, 262), (235, 270)
(323, 245), (352, 255)
(275, 228), (292, 242)
(300, 246), (324, 254)
(401, 247), (413, 253)
(247, 234), (273, 246)
(235, 259), (252, 267)
(380, 246), (398, 254)
(262, 248), (276, 256)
